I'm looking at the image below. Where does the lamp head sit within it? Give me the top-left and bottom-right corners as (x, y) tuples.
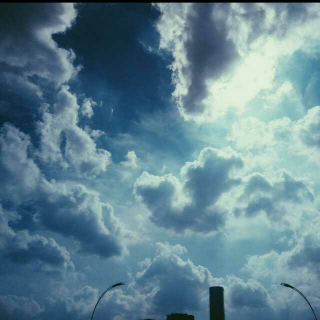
(281, 282), (294, 289)
(112, 282), (125, 288)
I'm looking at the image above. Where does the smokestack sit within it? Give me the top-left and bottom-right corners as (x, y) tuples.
(209, 286), (225, 320)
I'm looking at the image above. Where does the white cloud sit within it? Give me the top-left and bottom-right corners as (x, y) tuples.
(0, 123), (41, 205)
(243, 222), (320, 301)
(135, 242), (217, 317)
(133, 242), (278, 320)
(0, 120), (133, 260)
(65, 286), (98, 315)
(237, 170), (314, 220)
(1, 4), (320, 320)
(0, 72), (43, 100)
(34, 180), (134, 259)
(37, 86), (111, 176)
(227, 105), (320, 165)
(134, 147), (243, 234)
(81, 97), (96, 118)
(120, 150), (138, 169)
(227, 276), (271, 309)
(155, 3), (320, 122)
(0, 204), (74, 274)
(264, 81), (294, 108)
(0, 4), (79, 89)
(296, 106), (320, 149)
(156, 241), (187, 256)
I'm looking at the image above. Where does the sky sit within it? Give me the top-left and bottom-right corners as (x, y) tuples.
(1, 3), (320, 320)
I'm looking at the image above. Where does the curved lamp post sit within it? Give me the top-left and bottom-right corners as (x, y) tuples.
(281, 282), (318, 320)
(91, 282), (125, 320)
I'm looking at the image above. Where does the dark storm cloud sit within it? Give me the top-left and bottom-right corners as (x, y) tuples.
(0, 3), (80, 137)
(154, 4), (234, 115)
(180, 3), (238, 114)
(155, 3), (320, 117)
(0, 3), (77, 86)
(134, 147), (243, 233)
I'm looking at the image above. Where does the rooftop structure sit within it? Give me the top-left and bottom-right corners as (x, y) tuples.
(166, 313), (195, 320)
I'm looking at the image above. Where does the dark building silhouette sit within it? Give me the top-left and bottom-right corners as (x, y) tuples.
(209, 286), (225, 320)
(166, 313), (195, 320)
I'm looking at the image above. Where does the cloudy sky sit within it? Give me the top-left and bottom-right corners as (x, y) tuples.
(1, 3), (320, 320)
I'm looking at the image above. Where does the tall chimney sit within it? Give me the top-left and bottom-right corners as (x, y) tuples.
(209, 286), (225, 320)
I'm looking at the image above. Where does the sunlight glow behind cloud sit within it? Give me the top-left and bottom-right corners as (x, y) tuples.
(1, 3), (320, 320)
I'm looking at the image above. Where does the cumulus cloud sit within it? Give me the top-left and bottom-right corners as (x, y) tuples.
(0, 123), (41, 205)
(134, 242), (275, 319)
(20, 241), (298, 320)
(243, 218), (320, 285)
(35, 181), (131, 259)
(135, 241), (217, 317)
(120, 150), (138, 168)
(0, 295), (44, 320)
(0, 205), (74, 274)
(81, 97), (96, 118)
(297, 105), (320, 149)
(264, 81), (294, 107)
(94, 286), (157, 320)
(287, 232), (320, 280)
(155, 3), (320, 121)
(64, 286), (98, 315)
(5, 231), (74, 274)
(37, 85), (111, 176)
(52, 245), (211, 320)
(41, 280), (153, 320)
(239, 231), (320, 320)
(0, 72), (43, 101)
(0, 3), (78, 98)
(134, 147), (243, 234)
(0, 120), (132, 260)
(155, 3), (237, 119)
(227, 105), (320, 164)
(156, 241), (187, 256)
(228, 276), (270, 309)
(236, 170), (314, 222)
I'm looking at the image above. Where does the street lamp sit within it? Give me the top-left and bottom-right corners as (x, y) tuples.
(281, 282), (318, 320)
(91, 282), (125, 320)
